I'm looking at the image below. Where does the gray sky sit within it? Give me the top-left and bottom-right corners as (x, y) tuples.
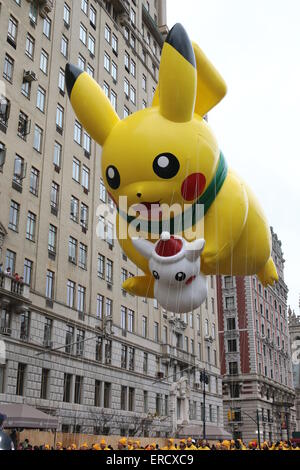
(168, 0), (300, 312)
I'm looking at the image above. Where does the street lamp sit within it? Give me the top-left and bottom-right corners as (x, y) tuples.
(200, 369), (209, 440)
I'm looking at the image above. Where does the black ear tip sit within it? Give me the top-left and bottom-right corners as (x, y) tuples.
(165, 23), (196, 68)
(65, 63), (84, 98)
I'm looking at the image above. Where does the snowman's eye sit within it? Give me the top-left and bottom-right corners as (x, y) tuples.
(175, 272), (186, 282)
(153, 270), (160, 280)
(153, 153), (180, 179)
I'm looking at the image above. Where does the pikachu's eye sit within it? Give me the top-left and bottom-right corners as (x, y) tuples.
(153, 153), (180, 179)
(106, 165), (120, 190)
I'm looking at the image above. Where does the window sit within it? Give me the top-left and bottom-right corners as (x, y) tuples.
(95, 380), (101, 406)
(23, 259), (33, 285)
(29, 2), (37, 24)
(154, 322), (159, 342)
(74, 120), (82, 144)
(33, 125), (43, 152)
(87, 64), (94, 77)
(105, 24), (111, 43)
(5, 250), (16, 273)
(97, 254), (105, 278)
(67, 280), (76, 307)
(80, 203), (88, 228)
(128, 387), (135, 411)
(124, 26), (129, 41)
(68, 237), (77, 264)
(110, 90), (117, 111)
(103, 81), (109, 98)
(80, 23), (87, 44)
(121, 385), (127, 410)
(77, 285), (86, 313)
(43, 17), (51, 39)
(20, 310), (30, 341)
(65, 325), (74, 353)
(128, 309), (134, 333)
(88, 34), (95, 55)
(105, 339), (112, 364)
(227, 317), (236, 331)
(72, 157), (80, 182)
(0, 364), (5, 394)
(104, 52), (110, 72)
(7, 16), (18, 46)
(81, 0), (88, 15)
(76, 330), (85, 356)
(29, 167), (39, 196)
(63, 373), (72, 402)
(106, 259), (113, 284)
(43, 318), (52, 343)
(53, 141), (62, 168)
(46, 270), (54, 299)
(96, 294), (103, 319)
(230, 383), (240, 398)
(121, 306), (126, 330)
(3, 54), (14, 82)
(124, 106), (129, 118)
(104, 382), (111, 408)
(40, 50), (49, 74)
(130, 59), (136, 77)
(111, 61), (117, 81)
(112, 34), (118, 54)
(41, 369), (49, 399)
(105, 298), (112, 317)
(224, 276), (233, 289)
(25, 34), (35, 59)
(61, 35), (68, 57)
(21, 80), (31, 99)
(26, 212), (36, 241)
(128, 347), (135, 371)
(142, 316), (147, 338)
(130, 8), (136, 25)
(63, 3), (70, 25)
(78, 52), (85, 69)
(130, 34), (136, 50)
(8, 200), (20, 231)
(124, 51), (130, 71)
(130, 85), (136, 104)
(83, 132), (91, 154)
(36, 87), (46, 112)
(228, 339), (237, 352)
(90, 5), (96, 28)
(51, 181), (59, 211)
(58, 68), (65, 92)
(18, 111), (30, 140)
(229, 362), (238, 375)
(124, 78), (129, 97)
(225, 296), (235, 309)
(16, 363), (26, 396)
(56, 104), (64, 130)
(142, 74), (147, 91)
(82, 165), (90, 190)
(48, 225), (57, 253)
(79, 243), (87, 269)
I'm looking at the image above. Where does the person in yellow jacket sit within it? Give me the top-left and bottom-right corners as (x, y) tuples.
(99, 439), (110, 450)
(185, 437), (197, 450)
(80, 442), (89, 450)
(118, 437), (127, 450)
(179, 439), (186, 450)
(162, 438), (176, 450)
(56, 441), (63, 450)
(127, 439), (134, 451)
(71, 443), (77, 450)
(132, 440), (141, 450)
(198, 440), (210, 450)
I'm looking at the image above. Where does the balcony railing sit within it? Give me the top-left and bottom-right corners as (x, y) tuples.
(161, 344), (195, 365)
(0, 273), (31, 311)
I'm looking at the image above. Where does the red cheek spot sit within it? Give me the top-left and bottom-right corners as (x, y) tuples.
(181, 173), (206, 201)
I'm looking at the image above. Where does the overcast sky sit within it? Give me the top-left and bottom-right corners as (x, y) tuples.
(168, 0), (300, 312)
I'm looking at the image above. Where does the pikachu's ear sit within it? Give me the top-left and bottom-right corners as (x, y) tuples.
(65, 64), (119, 146)
(158, 24), (197, 122)
(192, 42), (227, 116)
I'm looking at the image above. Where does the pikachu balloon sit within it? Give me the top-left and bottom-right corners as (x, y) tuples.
(66, 23), (278, 300)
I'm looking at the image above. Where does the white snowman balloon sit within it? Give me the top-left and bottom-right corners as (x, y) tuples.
(132, 232), (208, 313)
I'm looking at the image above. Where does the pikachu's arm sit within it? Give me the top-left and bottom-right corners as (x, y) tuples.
(201, 169), (248, 272)
(65, 64), (119, 145)
(192, 42), (227, 116)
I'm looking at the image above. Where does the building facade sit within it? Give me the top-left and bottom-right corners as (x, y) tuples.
(217, 227), (296, 442)
(0, 0), (226, 439)
(288, 308), (300, 432)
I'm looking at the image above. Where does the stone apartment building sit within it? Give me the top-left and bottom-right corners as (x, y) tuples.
(217, 227), (296, 442)
(0, 0), (226, 438)
(288, 307), (300, 432)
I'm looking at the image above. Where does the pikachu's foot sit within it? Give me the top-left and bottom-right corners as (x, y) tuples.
(258, 258), (278, 287)
(122, 275), (155, 298)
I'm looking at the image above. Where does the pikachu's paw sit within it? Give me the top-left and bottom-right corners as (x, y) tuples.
(258, 258), (279, 287)
(122, 275), (154, 298)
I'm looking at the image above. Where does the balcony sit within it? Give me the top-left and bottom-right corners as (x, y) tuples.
(142, 5), (164, 47)
(107, 0), (129, 14)
(161, 344), (195, 365)
(0, 273), (31, 312)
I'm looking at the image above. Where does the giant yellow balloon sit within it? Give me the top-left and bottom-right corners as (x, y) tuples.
(65, 23), (278, 299)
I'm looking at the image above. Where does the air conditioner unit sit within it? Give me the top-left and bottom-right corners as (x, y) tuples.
(23, 70), (37, 82)
(69, 255), (76, 264)
(156, 371), (164, 379)
(0, 327), (12, 336)
(107, 283), (112, 291)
